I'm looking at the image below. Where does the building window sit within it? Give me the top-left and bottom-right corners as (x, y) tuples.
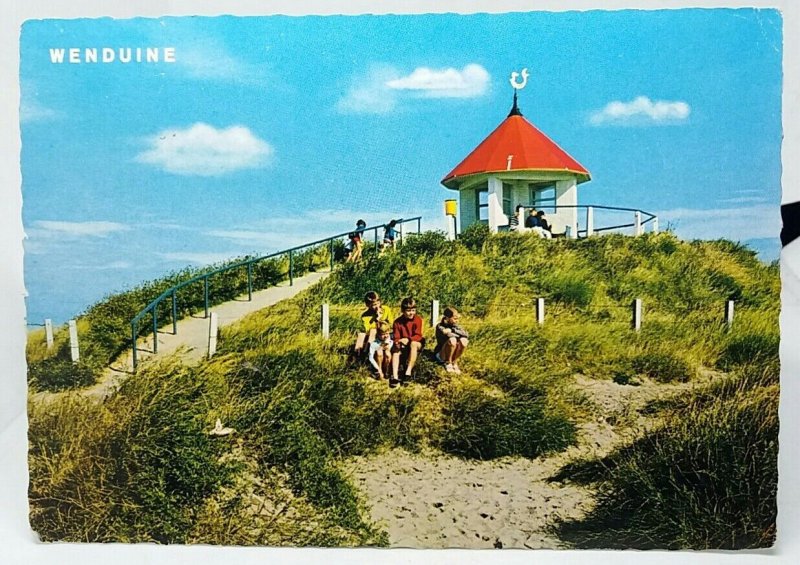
(529, 182), (557, 212)
(476, 185), (489, 223)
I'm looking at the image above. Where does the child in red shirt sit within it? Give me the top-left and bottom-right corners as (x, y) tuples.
(391, 297), (425, 387)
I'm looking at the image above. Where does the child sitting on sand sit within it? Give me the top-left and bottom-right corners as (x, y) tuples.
(391, 297), (425, 387)
(368, 321), (393, 379)
(434, 307), (469, 374)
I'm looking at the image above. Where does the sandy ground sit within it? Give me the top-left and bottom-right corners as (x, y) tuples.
(32, 270), (329, 404)
(344, 370), (724, 549)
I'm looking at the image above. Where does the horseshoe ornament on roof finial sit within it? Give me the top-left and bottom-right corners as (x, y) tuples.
(510, 68), (529, 90)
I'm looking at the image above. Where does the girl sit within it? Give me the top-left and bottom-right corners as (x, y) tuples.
(346, 219), (367, 262)
(369, 321), (393, 379)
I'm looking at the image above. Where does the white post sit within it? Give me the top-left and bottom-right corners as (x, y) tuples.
(586, 206), (595, 237)
(446, 215), (456, 241)
(724, 300), (735, 329)
(517, 206), (526, 231)
(634, 211), (643, 236)
(68, 319), (79, 362)
(321, 303), (330, 339)
(536, 297), (545, 326)
(632, 299), (642, 331)
(431, 299), (440, 327)
(208, 312), (219, 358)
(45, 319), (53, 349)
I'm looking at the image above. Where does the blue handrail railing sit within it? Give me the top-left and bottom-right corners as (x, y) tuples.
(516, 204), (657, 237)
(130, 216), (422, 369)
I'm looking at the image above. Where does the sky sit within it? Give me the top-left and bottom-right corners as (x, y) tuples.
(19, 9), (783, 324)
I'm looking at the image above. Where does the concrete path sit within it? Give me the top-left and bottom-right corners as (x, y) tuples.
(36, 270), (329, 403)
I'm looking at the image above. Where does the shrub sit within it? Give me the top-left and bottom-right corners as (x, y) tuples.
(28, 360), (236, 543)
(28, 357), (96, 391)
(440, 378), (575, 459)
(718, 332), (780, 369)
(401, 229), (451, 258)
(631, 352), (692, 383)
(458, 222), (490, 252)
(543, 271), (595, 308)
(555, 365), (778, 549)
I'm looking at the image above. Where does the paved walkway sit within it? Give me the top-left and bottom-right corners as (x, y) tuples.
(36, 271), (329, 403)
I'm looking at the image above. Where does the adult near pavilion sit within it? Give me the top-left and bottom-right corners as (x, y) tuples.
(441, 75), (591, 236)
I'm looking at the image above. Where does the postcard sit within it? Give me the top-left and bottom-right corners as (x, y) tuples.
(18, 5), (785, 554)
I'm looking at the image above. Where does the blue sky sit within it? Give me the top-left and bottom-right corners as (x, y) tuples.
(20, 9), (783, 323)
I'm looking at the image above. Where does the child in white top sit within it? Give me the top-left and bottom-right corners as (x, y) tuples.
(369, 321), (394, 379)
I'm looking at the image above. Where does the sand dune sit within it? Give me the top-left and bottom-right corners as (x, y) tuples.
(344, 371), (723, 549)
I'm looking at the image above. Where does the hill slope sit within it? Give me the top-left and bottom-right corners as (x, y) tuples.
(28, 227), (780, 548)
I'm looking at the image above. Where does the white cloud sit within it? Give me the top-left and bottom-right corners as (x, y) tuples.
(136, 123), (273, 176)
(337, 64), (490, 114)
(656, 204), (780, 242)
(386, 64), (490, 98)
(33, 220), (130, 238)
(157, 252), (240, 266)
(20, 99), (59, 123)
(590, 96), (690, 126)
(720, 196), (769, 205)
(336, 65), (400, 114)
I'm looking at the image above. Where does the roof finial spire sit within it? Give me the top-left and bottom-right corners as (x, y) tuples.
(508, 68), (528, 117)
(509, 90), (522, 117)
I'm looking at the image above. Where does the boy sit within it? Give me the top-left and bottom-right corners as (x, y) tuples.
(391, 297), (425, 387)
(434, 307), (469, 374)
(355, 291), (395, 357)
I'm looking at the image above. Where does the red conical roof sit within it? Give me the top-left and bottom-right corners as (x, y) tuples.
(441, 107), (590, 189)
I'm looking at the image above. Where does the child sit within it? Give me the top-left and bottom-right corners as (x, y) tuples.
(354, 291), (395, 356)
(346, 219), (367, 262)
(434, 307), (469, 374)
(381, 219), (399, 252)
(368, 321), (393, 379)
(391, 297), (425, 387)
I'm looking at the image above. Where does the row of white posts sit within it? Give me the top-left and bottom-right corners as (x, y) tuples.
(43, 318), (81, 361)
(43, 296), (737, 365)
(315, 299), (738, 336)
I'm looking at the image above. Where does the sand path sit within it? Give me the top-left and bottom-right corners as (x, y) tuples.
(33, 271), (329, 403)
(344, 370), (723, 549)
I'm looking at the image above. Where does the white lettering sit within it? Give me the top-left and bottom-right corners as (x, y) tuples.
(49, 47), (176, 64)
(49, 49), (65, 63)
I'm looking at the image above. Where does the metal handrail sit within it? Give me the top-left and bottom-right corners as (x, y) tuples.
(130, 216), (422, 369)
(517, 204), (657, 237)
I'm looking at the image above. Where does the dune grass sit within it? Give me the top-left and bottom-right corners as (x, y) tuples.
(28, 226), (780, 546)
(27, 244), (332, 392)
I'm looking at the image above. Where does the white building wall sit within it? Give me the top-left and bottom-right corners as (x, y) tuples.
(551, 178), (578, 236)
(487, 176), (507, 232)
